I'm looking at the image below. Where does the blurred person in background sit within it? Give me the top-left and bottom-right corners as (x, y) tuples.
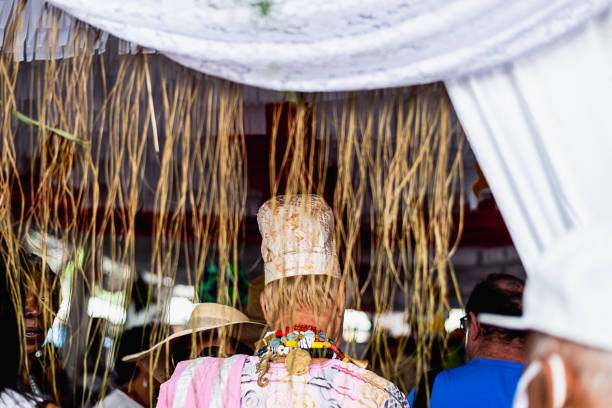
(98, 325), (161, 408)
(165, 304), (263, 365)
(18, 248), (72, 407)
(516, 333), (612, 408)
(102, 303), (262, 408)
(118, 302), (263, 406)
(157, 195), (408, 407)
(479, 224), (612, 408)
(408, 273), (526, 408)
(0, 239), (59, 407)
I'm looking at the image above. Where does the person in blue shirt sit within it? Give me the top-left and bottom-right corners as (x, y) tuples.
(408, 273), (526, 408)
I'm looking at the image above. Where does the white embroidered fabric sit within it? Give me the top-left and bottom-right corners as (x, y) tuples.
(8, 0), (603, 91)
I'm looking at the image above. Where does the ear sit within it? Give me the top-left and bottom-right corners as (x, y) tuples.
(527, 366), (552, 408)
(526, 354), (570, 408)
(543, 354), (570, 408)
(260, 291), (270, 325)
(468, 311), (482, 340)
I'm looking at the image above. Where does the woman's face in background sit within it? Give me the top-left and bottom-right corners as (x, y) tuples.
(23, 274), (56, 356)
(24, 286), (45, 355)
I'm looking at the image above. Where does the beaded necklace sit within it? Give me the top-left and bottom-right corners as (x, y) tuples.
(255, 325), (355, 386)
(29, 374), (42, 397)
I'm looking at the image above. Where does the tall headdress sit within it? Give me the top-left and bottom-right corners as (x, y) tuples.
(257, 195), (341, 285)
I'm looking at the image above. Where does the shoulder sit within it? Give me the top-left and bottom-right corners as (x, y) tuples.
(164, 355), (249, 388)
(171, 356), (228, 377)
(433, 363), (483, 388)
(331, 361), (408, 406)
(158, 357), (220, 408)
(174, 356), (215, 371)
(433, 359), (526, 390)
(160, 359), (216, 392)
(440, 359), (524, 378)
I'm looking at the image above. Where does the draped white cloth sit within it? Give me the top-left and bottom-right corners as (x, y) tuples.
(3, 0), (611, 344)
(446, 7), (612, 273)
(446, 6), (612, 346)
(0, 0), (141, 60)
(43, 0), (611, 91)
(6, 0), (611, 260)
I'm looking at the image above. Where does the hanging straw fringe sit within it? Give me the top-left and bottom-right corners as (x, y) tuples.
(0, 2), (464, 405)
(10, 107), (87, 146)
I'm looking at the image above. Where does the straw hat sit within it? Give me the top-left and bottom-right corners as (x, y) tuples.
(257, 194), (341, 285)
(479, 220), (612, 351)
(122, 303), (264, 364)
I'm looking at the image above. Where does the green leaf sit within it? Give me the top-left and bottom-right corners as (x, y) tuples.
(258, 0), (271, 16)
(11, 108), (89, 147)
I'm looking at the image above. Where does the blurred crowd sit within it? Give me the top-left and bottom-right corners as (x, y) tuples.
(1, 195), (609, 408)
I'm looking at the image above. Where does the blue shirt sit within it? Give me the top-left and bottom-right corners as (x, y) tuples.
(407, 358), (525, 408)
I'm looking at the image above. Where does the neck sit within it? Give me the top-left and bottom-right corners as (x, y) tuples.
(22, 355), (35, 386)
(473, 341), (525, 364)
(272, 310), (341, 341)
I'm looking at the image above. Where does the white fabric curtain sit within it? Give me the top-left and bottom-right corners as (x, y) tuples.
(40, 0), (611, 91)
(6, 0), (612, 267)
(445, 8), (612, 274)
(7, 0), (610, 263)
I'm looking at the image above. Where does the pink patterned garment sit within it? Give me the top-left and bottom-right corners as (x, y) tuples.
(241, 356), (408, 408)
(157, 355), (248, 408)
(157, 355), (409, 408)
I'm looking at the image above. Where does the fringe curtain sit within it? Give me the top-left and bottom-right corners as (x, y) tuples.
(0, 4), (463, 404)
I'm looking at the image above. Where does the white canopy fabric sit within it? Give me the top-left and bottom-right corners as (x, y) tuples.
(42, 0), (611, 91)
(446, 7), (612, 347)
(446, 7), (612, 274)
(5, 0), (612, 345)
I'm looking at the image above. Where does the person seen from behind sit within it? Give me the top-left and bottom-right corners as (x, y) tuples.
(408, 273), (526, 408)
(118, 302), (263, 405)
(99, 325), (161, 408)
(157, 194), (409, 407)
(480, 223), (612, 408)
